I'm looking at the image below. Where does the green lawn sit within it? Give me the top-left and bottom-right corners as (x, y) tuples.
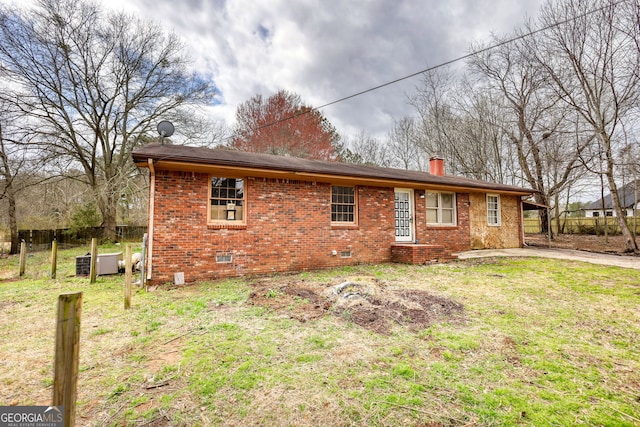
(1, 246), (639, 426)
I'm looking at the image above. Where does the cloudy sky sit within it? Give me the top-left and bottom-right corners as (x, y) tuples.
(7, 0), (545, 140)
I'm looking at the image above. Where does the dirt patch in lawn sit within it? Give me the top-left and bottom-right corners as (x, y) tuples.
(248, 277), (464, 334)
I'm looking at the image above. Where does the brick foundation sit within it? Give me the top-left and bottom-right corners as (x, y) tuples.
(391, 244), (458, 264)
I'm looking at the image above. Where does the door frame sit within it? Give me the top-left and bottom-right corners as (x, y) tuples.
(394, 188), (415, 242)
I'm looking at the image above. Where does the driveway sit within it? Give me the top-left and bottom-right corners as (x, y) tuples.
(455, 247), (640, 270)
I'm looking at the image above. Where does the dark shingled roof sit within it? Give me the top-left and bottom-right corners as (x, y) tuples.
(584, 180), (640, 210)
(132, 143), (534, 195)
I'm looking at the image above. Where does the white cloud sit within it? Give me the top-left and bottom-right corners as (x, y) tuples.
(3, 0), (545, 140)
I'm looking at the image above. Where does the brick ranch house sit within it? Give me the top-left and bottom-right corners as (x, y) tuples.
(132, 143), (535, 285)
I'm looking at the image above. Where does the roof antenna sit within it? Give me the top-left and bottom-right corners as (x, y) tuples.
(157, 121), (175, 145)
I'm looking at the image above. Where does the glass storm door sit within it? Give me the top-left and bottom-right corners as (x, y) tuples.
(394, 189), (414, 242)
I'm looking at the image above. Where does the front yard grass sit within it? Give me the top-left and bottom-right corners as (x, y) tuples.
(0, 246), (639, 426)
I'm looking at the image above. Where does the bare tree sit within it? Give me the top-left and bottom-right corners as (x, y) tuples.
(0, 100), (51, 253)
(450, 79), (515, 183)
(533, 0), (639, 252)
(174, 110), (231, 148)
(0, 113), (22, 254)
(619, 138), (639, 238)
(411, 66), (535, 187)
(468, 33), (589, 235)
(0, 0), (216, 240)
(386, 117), (424, 170)
(409, 69), (461, 171)
(343, 130), (392, 167)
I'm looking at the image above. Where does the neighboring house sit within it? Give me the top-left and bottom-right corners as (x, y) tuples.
(132, 144), (535, 285)
(583, 180), (640, 217)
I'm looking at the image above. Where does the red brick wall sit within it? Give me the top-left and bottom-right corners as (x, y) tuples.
(413, 191), (471, 253)
(391, 244), (457, 264)
(150, 172), (398, 284)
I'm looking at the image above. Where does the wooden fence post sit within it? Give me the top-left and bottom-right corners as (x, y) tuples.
(51, 240), (58, 279)
(89, 238), (97, 284)
(124, 244), (132, 310)
(19, 241), (26, 277)
(52, 292), (82, 427)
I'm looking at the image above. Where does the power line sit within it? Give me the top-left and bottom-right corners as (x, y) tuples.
(228, 0), (627, 142)
(313, 0), (627, 111)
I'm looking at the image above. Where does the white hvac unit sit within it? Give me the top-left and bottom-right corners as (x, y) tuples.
(97, 252), (123, 275)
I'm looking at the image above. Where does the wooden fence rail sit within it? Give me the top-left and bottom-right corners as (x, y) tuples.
(8, 226), (148, 252)
(524, 216), (640, 235)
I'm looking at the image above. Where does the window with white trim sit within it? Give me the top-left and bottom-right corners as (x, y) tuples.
(331, 186), (356, 223)
(210, 177), (244, 222)
(425, 192), (456, 225)
(487, 194), (501, 226)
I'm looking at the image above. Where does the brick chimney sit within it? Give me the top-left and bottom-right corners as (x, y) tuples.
(429, 156), (444, 176)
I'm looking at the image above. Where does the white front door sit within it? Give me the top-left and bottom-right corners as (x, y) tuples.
(394, 189), (414, 242)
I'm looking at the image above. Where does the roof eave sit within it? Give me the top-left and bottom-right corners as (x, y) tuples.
(135, 157), (534, 196)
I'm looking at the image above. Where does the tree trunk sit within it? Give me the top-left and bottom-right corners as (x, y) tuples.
(554, 193), (561, 236)
(100, 203), (117, 242)
(539, 208), (549, 237)
(600, 173), (608, 241)
(8, 184), (18, 254)
(606, 174), (638, 253)
(96, 186), (118, 242)
(533, 192), (550, 237)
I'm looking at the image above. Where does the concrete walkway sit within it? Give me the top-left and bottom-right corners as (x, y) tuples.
(455, 247), (640, 270)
